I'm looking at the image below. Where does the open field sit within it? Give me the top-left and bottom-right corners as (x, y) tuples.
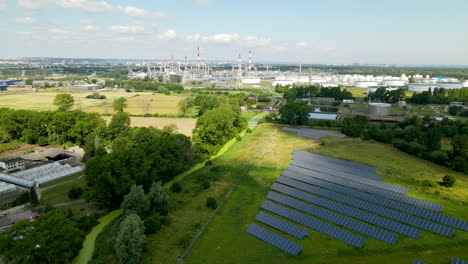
(180, 124), (467, 264)
(40, 177), (87, 205)
(85, 93), (183, 115)
(102, 116), (196, 137)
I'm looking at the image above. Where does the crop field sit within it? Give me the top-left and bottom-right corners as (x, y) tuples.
(171, 124), (467, 264)
(102, 116), (196, 137)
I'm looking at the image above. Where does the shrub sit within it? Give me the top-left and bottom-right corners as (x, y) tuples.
(236, 135), (242, 141)
(206, 197), (217, 209)
(68, 187), (84, 200)
(170, 181), (182, 193)
(144, 213), (162, 235)
(441, 175), (456, 187)
(246, 128), (253, 133)
(201, 180), (210, 189)
(205, 160), (213, 166)
(76, 215), (99, 233)
(420, 179), (437, 187)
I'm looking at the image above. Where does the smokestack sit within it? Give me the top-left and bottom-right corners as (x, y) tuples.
(248, 50), (252, 72)
(197, 46), (200, 70)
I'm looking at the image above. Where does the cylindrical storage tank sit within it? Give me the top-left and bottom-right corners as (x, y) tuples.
(368, 103), (391, 116)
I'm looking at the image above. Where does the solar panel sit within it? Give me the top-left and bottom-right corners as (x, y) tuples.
(246, 223), (303, 255)
(270, 183), (420, 239)
(261, 200), (365, 247)
(291, 159), (408, 194)
(266, 191), (398, 245)
(255, 211), (310, 239)
(292, 150), (381, 180)
(281, 170), (468, 231)
(286, 165), (443, 212)
(451, 257), (467, 264)
(291, 150), (376, 173)
(276, 176), (454, 237)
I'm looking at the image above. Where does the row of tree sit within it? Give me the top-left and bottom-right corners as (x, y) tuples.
(367, 87), (406, 103)
(104, 80), (184, 92)
(277, 85), (353, 101)
(409, 88), (468, 104)
(342, 116), (468, 173)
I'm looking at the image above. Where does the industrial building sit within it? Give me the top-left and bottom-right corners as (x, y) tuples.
(0, 158), (26, 173)
(408, 82), (464, 92)
(0, 79), (24, 91)
(369, 103), (391, 116)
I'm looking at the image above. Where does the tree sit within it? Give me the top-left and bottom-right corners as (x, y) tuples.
(115, 214), (146, 264)
(0, 210), (84, 264)
(206, 197), (217, 209)
(25, 78), (33, 85)
(279, 101), (310, 125)
(121, 185), (150, 217)
(113, 97), (128, 112)
(169, 74), (182, 83)
(53, 93), (75, 111)
(441, 175), (456, 187)
(68, 187), (83, 200)
(29, 187), (39, 206)
(157, 75), (163, 82)
(178, 100), (188, 115)
(144, 213), (162, 235)
(147, 181), (169, 215)
(91, 79), (98, 84)
(108, 112), (131, 140)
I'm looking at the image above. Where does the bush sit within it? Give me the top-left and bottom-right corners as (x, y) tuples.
(144, 213), (162, 235)
(201, 181), (210, 189)
(170, 181), (182, 193)
(86, 93), (106, 99)
(68, 187), (84, 200)
(246, 128), (253, 133)
(206, 197), (217, 209)
(420, 179), (437, 187)
(76, 215), (99, 233)
(205, 160), (213, 166)
(236, 135), (242, 141)
(441, 175), (456, 187)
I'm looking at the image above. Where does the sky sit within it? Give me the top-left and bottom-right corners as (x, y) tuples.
(0, 0), (467, 65)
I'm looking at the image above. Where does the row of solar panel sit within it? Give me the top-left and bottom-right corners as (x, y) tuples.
(291, 150), (376, 173)
(291, 159), (408, 194)
(276, 176), (454, 237)
(255, 211), (310, 240)
(281, 170), (467, 231)
(271, 182), (420, 238)
(286, 165), (443, 212)
(292, 150), (381, 180)
(451, 257), (467, 264)
(261, 200), (365, 247)
(266, 191), (398, 245)
(246, 223), (302, 255)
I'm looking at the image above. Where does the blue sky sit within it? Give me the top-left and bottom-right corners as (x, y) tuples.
(0, 0), (467, 64)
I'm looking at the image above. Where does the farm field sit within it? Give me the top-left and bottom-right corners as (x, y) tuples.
(180, 125), (467, 264)
(102, 116), (197, 137)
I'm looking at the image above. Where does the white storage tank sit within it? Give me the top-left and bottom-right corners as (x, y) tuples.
(463, 81), (468, 88)
(368, 103), (391, 116)
(355, 81), (378, 88)
(382, 80), (406, 87)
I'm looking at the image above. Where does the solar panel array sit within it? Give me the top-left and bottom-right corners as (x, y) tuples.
(291, 159), (408, 194)
(276, 176), (454, 237)
(255, 211), (310, 239)
(292, 150), (381, 180)
(292, 150), (376, 173)
(287, 164), (442, 212)
(281, 170), (468, 231)
(282, 127), (346, 140)
(271, 183), (420, 238)
(266, 191), (398, 245)
(451, 257), (468, 264)
(261, 200), (365, 247)
(246, 223), (303, 255)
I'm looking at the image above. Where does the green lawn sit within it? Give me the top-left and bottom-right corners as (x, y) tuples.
(181, 125), (467, 264)
(40, 178), (87, 205)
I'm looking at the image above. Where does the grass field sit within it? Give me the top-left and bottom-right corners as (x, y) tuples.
(102, 116), (196, 137)
(40, 177), (87, 205)
(177, 124), (468, 264)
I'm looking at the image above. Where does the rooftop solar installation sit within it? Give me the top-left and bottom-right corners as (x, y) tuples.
(291, 150), (376, 173)
(291, 159), (408, 194)
(292, 150), (381, 180)
(246, 223), (303, 255)
(451, 257), (467, 264)
(261, 200), (365, 247)
(276, 176), (454, 237)
(271, 183), (420, 239)
(286, 165), (443, 212)
(266, 191), (398, 245)
(255, 211), (310, 239)
(281, 170), (468, 231)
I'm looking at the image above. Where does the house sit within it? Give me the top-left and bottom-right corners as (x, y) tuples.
(0, 158), (26, 173)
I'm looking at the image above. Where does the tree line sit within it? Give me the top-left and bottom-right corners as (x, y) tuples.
(105, 79), (184, 92)
(409, 88), (468, 104)
(276, 85), (353, 101)
(367, 87), (406, 103)
(342, 115), (468, 173)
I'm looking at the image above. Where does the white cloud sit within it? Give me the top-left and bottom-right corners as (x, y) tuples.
(117, 5), (167, 19)
(83, 25), (97, 32)
(48, 28), (72, 35)
(55, 0), (113, 13)
(296, 41), (307, 47)
(0, 0), (8, 11)
(158, 29), (177, 40)
(186, 33), (271, 47)
(15, 17), (36, 24)
(18, 0), (48, 9)
(109, 25), (146, 34)
(196, 0), (213, 5)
